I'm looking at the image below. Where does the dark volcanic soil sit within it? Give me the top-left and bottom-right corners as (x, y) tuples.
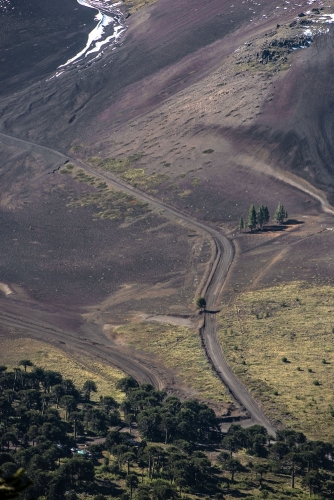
(1, 0), (332, 309)
(0, 143), (199, 310)
(2, 0), (334, 404)
(0, 0), (96, 96)
(0, 0), (284, 146)
(248, 33), (334, 205)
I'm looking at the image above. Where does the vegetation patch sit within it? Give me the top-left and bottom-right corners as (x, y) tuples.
(123, 0), (158, 13)
(2, 364), (334, 500)
(59, 162), (75, 174)
(219, 282), (334, 441)
(178, 189), (192, 199)
(60, 165), (150, 221)
(0, 337), (125, 402)
(115, 322), (230, 403)
(88, 156), (170, 193)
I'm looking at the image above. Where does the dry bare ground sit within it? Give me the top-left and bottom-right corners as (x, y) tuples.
(1, 0), (334, 433)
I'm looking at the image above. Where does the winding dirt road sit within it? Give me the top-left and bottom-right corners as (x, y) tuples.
(0, 307), (164, 389)
(0, 131), (276, 435)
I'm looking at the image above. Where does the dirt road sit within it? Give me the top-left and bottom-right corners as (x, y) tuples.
(0, 131), (276, 434)
(0, 305), (166, 389)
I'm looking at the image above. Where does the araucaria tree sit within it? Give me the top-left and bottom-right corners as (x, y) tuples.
(19, 359), (34, 372)
(263, 205), (270, 225)
(238, 216), (244, 232)
(274, 202), (288, 224)
(196, 297), (206, 311)
(257, 205), (269, 229)
(247, 204), (257, 231)
(257, 205), (265, 229)
(82, 380), (97, 401)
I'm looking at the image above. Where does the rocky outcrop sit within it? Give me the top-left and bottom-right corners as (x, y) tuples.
(258, 34), (312, 64)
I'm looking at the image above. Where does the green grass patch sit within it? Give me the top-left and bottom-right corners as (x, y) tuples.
(70, 145), (83, 152)
(179, 189), (192, 199)
(87, 156), (170, 192)
(0, 337), (125, 402)
(219, 282), (334, 441)
(69, 189), (149, 221)
(61, 166), (150, 221)
(60, 163), (75, 174)
(115, 322), (231, 403)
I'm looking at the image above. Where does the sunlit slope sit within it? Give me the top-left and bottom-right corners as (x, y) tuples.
(219, 282), (334, 441)
(0, 337), (125, 402)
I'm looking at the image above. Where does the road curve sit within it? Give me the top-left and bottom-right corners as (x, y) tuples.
(0, 306), (167, 390)
(0, 131), (276, 434)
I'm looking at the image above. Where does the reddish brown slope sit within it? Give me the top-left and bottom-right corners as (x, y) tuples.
(243, 33), (334, 205)
(0, 0), (289, 146)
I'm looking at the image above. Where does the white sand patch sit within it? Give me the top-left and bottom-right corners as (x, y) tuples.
(139, 314), (194, 328)
(0, 283), (14, 296)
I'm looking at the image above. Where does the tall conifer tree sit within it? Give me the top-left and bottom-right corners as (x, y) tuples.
(257, 205), (265, 229)
(263, 206), (270, 225)
(247, 204), (257, 231)
(274, 202), (288, 224)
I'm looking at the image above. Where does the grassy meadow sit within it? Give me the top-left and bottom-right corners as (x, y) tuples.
(0, 337), (125, 402)
(116, 322), (231, 404)
(219, 282), (334, 441)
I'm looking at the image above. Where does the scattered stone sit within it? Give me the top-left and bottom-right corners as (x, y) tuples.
(299, 19), (312, 25)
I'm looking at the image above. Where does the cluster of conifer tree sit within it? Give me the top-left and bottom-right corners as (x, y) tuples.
(1, 365), (334, 499)
(238, 202), (288, 232)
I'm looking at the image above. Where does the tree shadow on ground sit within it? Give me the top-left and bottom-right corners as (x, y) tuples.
(245, 220), (304, 234)
(259, 225), (286, 232)
(223, 488), (248, 498)
(285, 219), (304, 225)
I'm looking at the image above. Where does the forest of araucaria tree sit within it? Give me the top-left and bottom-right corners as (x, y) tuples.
(1, 362), (334, 499)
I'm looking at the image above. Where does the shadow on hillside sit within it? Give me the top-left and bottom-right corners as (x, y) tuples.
(245, 220), (304, 233)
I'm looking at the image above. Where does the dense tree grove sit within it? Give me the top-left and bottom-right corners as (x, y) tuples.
(273, 202), (288, 224)
(1, 366), (334, 499)
(238, 202), (288, 232)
